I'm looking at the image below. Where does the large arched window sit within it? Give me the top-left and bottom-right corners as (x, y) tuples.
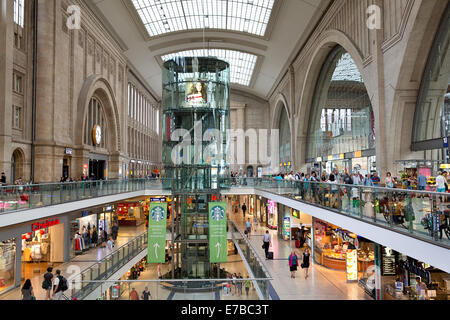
(83, 97), (108, 149)
(279, 106), (291, 164)
(306, 46), (375, 160)
(412, 6), (450, 150)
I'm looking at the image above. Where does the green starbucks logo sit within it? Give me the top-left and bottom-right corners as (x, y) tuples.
(151, 206), (165, 221)
(210, 206), (225, 221)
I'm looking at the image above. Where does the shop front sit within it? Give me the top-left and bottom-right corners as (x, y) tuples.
(313, 219), (374, 274)
(0, 239), (16, 294)
(117, 201), (145, 227)
(267, 199), (278, 230)
(21, 218), (64, 278)
(381, 250), (449, 300)
(0, 215), (71, 295)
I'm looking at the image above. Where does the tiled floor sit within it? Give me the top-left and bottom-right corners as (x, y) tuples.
(228, 208), (372, 300)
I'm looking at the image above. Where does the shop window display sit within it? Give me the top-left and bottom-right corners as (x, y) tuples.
(0, 239), (16, 293)
(21, 223), (64, 278)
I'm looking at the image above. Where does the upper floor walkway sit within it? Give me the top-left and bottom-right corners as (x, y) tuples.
(1, 178), (449, 272)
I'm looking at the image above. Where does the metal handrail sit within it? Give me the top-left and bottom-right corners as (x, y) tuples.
(229, 220), (272, 278)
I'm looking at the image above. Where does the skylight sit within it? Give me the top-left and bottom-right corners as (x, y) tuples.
(162, 49), (257, 86)
(131, 0), (275, 37)
(331, 53), (363, 82)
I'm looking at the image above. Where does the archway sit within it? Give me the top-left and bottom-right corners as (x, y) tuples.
(304, 45), (375, 176)
(76, 76), (121, 179)
(11, 148), (25, 184)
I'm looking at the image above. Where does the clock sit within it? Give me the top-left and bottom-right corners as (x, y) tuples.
(92, 125), (102, 145)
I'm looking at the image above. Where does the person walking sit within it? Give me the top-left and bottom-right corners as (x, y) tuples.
(91, 225), (98, 248)
(253, 214), (258, 232)
(242, 203), (247, 218)
(141, 287), (152, 300)
(52, 269), (67, 300)
(244, 277), (251, 297)
(1, 172), (6, 185)
(236, 274), (243, 296)
(301, 248), (311, 279)
(21, 279), (35, 300)
(129, 288), (140, 300)
(111, 223), (119, 245)
(417, 172), (427, 191)
(42, 267), (54, 300)
(231, 273), (237, 296)
(262, 230), (271, 259)
(385, 172), (394, 188)
(288, 251), (299, 278)
(245, 218), (252, 237)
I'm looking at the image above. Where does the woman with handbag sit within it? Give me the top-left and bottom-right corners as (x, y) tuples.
(301, 248), (311, 279)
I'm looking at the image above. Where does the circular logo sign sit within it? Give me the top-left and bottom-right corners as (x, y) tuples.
(92, 124), (102, 145)
(210, 206), (225, 221)
(150, 206), (165, 222)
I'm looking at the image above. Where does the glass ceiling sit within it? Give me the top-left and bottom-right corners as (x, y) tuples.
(131, 0), (275, 37)
(162, 49), (257, 86)
(331, 53), (363, 82)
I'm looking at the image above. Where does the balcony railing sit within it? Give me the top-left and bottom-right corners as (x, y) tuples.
(2, 177), (449, 248)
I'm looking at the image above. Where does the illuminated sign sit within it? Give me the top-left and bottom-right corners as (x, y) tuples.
(65, 148), (73, 155)
(346, 249), (358, 282)
(292, 210), (299, 219)
(354, 151), (362, 158)
(32, 218), (60, 232)
(283, 216), (290, 241)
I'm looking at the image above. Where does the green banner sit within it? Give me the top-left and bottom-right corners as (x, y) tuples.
(147, 202), (167, 263)
(209, 202), (228, 263)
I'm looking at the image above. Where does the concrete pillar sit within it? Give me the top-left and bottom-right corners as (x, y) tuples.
(0, 0), (14, 180)
(372, 0), (388, 181)
(34, 0), (57, 182)
(289, 65), (296, 170)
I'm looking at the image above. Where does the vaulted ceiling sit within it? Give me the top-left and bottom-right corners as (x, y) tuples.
(87, 0), (331, 100)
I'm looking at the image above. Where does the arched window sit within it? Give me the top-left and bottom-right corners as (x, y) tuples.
(412, 6), (450, 149)
(306, 46), (375, 160)
(84, 97), (108, 149)
(279, 106), (290, 164)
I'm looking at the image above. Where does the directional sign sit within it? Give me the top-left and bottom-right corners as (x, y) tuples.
(209, 202), (227, 263)
(147, 202), (167, 263)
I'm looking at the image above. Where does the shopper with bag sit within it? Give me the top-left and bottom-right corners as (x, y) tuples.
(52, 269), (68, 300)
(262, 230), (271, 259)
(288, 251), (299, 278)
(301, 248), (311, 279)
(42, 267), (54, 300)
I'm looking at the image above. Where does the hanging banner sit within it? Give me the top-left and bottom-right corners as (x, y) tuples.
(209, 202), (228, 263)
(147, 202), (167, 263)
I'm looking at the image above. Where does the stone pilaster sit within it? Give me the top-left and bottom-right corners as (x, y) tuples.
(0, 0), (14, 180)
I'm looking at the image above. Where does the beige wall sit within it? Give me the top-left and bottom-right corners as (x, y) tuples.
(267, 0), (448, 177)
(0, 0), (162, 183)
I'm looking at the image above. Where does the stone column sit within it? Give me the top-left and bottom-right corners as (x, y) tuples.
(372, 0), (388, 181)
(289, 65), (296, 170)
(0, 0), (14, 180)
(34, 0), (57, 182)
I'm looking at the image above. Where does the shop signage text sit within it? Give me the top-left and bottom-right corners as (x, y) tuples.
(32, 218), (60, 231)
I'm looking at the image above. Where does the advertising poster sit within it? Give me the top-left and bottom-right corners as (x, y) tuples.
(147, 202), (167, 263)
(209, 202), (227, 263)
(346, 249), (358, 282)
(186, 80), (207, 107)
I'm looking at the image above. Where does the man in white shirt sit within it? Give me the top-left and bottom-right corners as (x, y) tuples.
(263, 231), (271, 259)
(436, 171), (447, 193)
(52, 269), (63, 300)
